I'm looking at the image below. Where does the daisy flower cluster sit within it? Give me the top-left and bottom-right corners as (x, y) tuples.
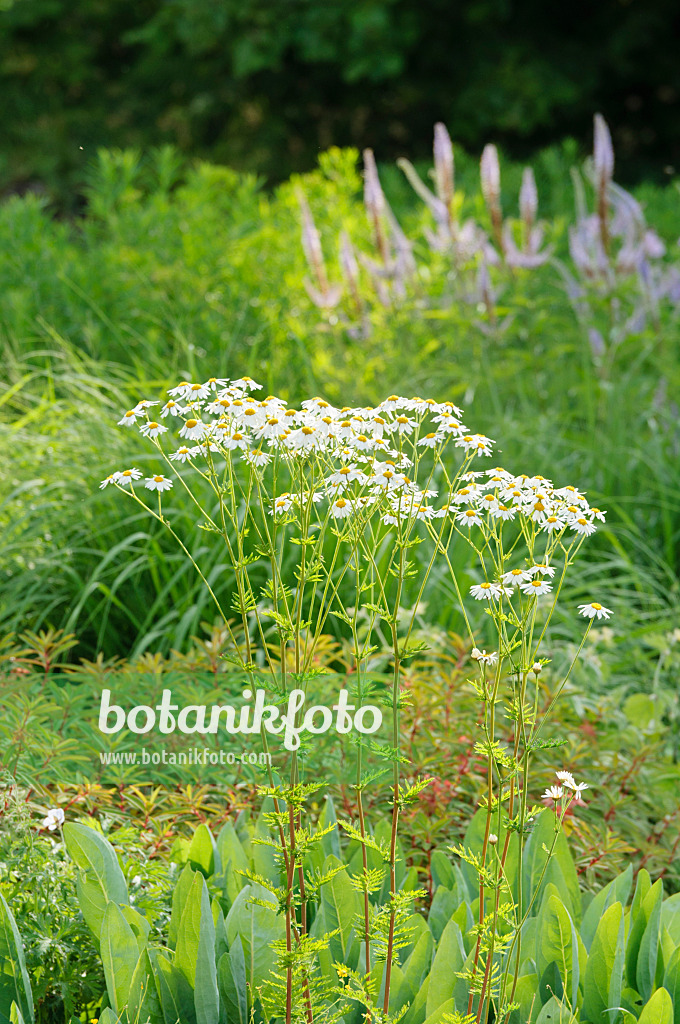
(100, 375), (500, 528)
(542, 770), (589, 803)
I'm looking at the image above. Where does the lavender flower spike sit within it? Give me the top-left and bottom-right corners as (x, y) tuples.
(434, 122), (454, 208)
(593, 113), (614, 190)
(519, 167), (538, 229)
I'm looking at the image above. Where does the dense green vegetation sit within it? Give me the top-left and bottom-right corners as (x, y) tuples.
(2, 0), (679, 201)
(2, 125), (680, 1023)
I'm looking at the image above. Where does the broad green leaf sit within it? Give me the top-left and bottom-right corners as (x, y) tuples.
(459, 807), (519, 902)
(193, 881), (219, 1024)
(399, 912), (429, 964)
(218, 936), (248, 1024)
(639, 986), (673, 1024)
(187, 823), (218, 878)
(151, 952), (197, 1024)
(506, 974), (539, 1024)
(535, 996), (577, 1023)
(582, 902), (625, 1024)
(522, 811), (580, 924)
(420, 997), (454, 1024)
(625, 878), (662, 998)
(8, 1005), (24, 1024)
(401, 977), (429, 1024)
(581, 865), (634, 951)
(216, 823), (250, 906)
(95, 1011), (118, 1024)
(126, 948), (162, 1024)
(252, 797), (279, 886)
(662, 894), (680, 946)
(426, 919), (465, 1017)
(402, 930), (434, 996)
(320, 855), (361, 963)
(320, 796), (341, 860)
(225, 884), (284, 992)
(100, 901), (139, 1015)
(430, 851), (456, 891)
(64, 823), (128, 938)
(427, 886), (457, 941)
(535, 893), (584, 1010)
(664, 946), (680, 1024)
(175, 872), (213, 989)
(0, 892), (34, 1024)
(169, 864), (196, 949)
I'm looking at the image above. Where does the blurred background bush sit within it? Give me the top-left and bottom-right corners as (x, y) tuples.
(1, 0), (679, 206)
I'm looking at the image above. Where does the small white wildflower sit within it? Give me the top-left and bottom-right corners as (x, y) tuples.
(520, 578), (553, 596)
(578, 602), (613, 620)
(501, 568), (531, 585)
(169, 446), (199, 462)
(179, 418), (207, 440)
(471, 648), (498, 665)
(570, 516), (597, 536)
(42, 808), (65, 831)
(144, 475), (173, 492)
(469, 582), (502, 601)
(118, 409), (141, 427)
(556, 770), (576, 788)
(114, 468), (142, 485)
(542, 786), (564, 801)
(139, 421), (168, 439)
(488, 833), (498, 845)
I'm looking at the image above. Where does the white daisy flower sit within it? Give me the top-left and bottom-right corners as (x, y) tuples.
(570, 516), (597, 536)
(519, 578), (553, 596)
(556, 770), (576, 787)
(490, 503), (516, 521)
(501, 568), (531, 585)
(169, 446), (198, 462)
(578, 602), (613, 620)
(589, 507), (607, 522)
(471, 648), (498, 665)
(179, 418), (207, 440)
(456, 508), (484, 527)
(160, 400), (187, 418)
(243, 449), (272, 468)
(330, 497), (353, 519)
(529, 563), (556, 577)
(140, 421), (168, 439)
(542, 515), (566, 533)
(144, 475), (173, 492)
(542, 786), (564, 801)
(99, 474), (118, 489)
(470, 582), (502, 600)
(418, 432), (444, 449)
(114, 468), (142, 485)
(271, 494), (295, 515)
(42, 807), (65, 831)
(118, 409), (141, 427)
(204, 377), (230, 391)
(133, 400), (160, 413)
(167, 381), (192, 398)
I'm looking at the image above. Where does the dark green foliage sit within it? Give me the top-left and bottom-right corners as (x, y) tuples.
(1, 0), (680, 203)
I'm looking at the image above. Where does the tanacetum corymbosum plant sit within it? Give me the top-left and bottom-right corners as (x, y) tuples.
(100, 375), (610, 1024)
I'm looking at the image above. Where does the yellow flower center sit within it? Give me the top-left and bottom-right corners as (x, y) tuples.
(185, 419), (198, 428)
(154, 476), (164, 483)
(591, 602), (602, 610)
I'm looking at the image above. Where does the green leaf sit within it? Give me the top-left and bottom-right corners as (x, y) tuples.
(0, 892), (33, 1024)
(430, 851), (456, 891)
(625, 879), (663, 999)
(152, 952), (196, 1024)
(216, 823), (250, 906)
(582, 902), (625, 1024)
(218, 937), (248, 1024)
(100, 901), (140, 1015)
(126, 948), (163, 1024)
(193, 883), (219, 1024)
(169, 864), (196, 949)
(402, 930), (434, 997)
(225, 884), (284, 992)
(581, 865), (633, 951)
(320, 796), (341, 860)
(535, 893), (584, 1010)
(427, 886), (458, 942)
(64, 823), (129, 938)
(188, 823), (218, 878)
(535, 996), (577, 1023)
(663, 946), (680, 1024)
(522, 811), (580, 924)
(320, 854), (361, 963)
(638, 987), (673, 1024)
(426, 919), (465, 1017)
